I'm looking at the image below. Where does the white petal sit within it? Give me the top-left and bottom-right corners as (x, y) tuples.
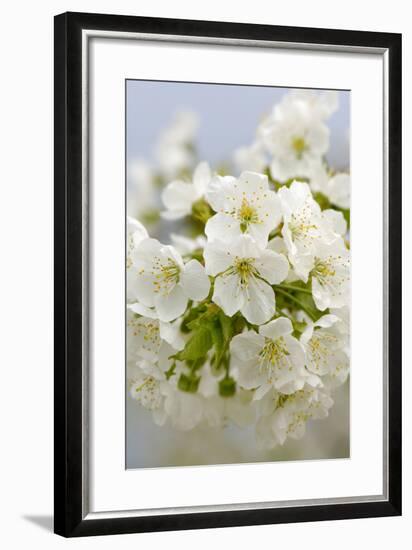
(259, 317), (293, 339)
(253, 382), (272, 401)
(255, 249), (289, 284)
(289, 252), (314, 283)
(314, 314), (339, 329)
(127, 216), (148, 247)
(311, 277), (329, 311)
(284, 335), (306, 369)
(127, 302), (158, 319)
(246, 222), (271, 248)
(267, 236), (288, 255)
(237, 171), (269, 192)
(170, 233), (206, 255)
(278, 180), (311, 213)
(306, 122), (330, 155)
(205, 175), (237, 212)
(235, 359), (266, 390)
(256, 191), (282, 226)
(159, 321), (185, 350)
(161, 180), (197, 214)
(241, 277), (275, 325)
(132, 237), (164, 268)
(328, 174), (350, 209)
(230, 331), (265, 361)
(270, 158), (296, 182)
(180, 259), (210, 301)
(230, 234), (261, 259)
(193, 161), (211, 195)
(205, 212), (241, 243)
(203, 242), (233, 276)
(300, 323), (314, 345)
(154, 286), (188, 322)
(213, 273), (243, 317)
(161, 209), (189, 220)
(163, 244), (184, 268)
(132, 270), (156, 307)
(323, 209), (347, 236)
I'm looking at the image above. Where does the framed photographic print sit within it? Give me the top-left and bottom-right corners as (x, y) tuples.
(54, 12), (402, 537)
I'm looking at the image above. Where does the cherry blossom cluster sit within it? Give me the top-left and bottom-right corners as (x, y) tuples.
(127, 90), (350, 450)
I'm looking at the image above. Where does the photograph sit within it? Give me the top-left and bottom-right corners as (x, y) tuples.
(125, 81), (351, 468)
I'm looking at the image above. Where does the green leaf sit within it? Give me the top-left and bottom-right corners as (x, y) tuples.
(218, 311), (233, 341)
(180, 302), (206, 333)
(293, 290), (325, 322)
(173, 325), (213, 362)
(165, 363), (176, 380)
(209, 320), (225, 368)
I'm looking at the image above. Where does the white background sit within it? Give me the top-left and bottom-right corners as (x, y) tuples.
(0, 0), (409, 548)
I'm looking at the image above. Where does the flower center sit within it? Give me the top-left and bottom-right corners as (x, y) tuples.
(237, 198), (259, 231)
(152, 257), (181, 295)
(128, 317), (161, 355)
(232, 257), (258, 286)
(289, 205), (319, 245)
(308, 332), (338, 372)
(286, 411), (311, 434)
(258, 336), (291, 381)
(312, 258), (336, 284)
(132, 376), (162, 410)
(291, 136), (308, 159)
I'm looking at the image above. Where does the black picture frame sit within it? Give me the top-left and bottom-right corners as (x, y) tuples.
(54, 11), (402, 537)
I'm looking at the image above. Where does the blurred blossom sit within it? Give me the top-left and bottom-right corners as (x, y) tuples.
(161, 161), (212, 220)
(233, 142), (267, 174)
(155, 111), (199, 179)
(258, 90), (338, 182)
(127, 158), (158, 219)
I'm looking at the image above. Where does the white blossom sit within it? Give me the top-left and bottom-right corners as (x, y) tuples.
(322, 208), (348, 237)
(230, 317), (308, 398)
(126, 308), (184, 364)
(127, 159), (158, 218)
(160, 365), (206, 431)
(132, 238), (210, 321)
(204, 235), (288, 324)
(278, 181), (335, 281)
(258, 90), (337, 182)
(309, 238), (350, 310)
(233, 142), (267, 173)
(170, 233), (206, 255)
(300, 314), (349, 386)
(161, 161), (212, 220)
(127, 361), (168, 426)
(256, 386), (334, 449)
(155, 111), (199, 179)
(205, 171), (282, 247)
(127, 216), (148, 301)
(310, 161), (350, 209)
(198, 364), (256, 428)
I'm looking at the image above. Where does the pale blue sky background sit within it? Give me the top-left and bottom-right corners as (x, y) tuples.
(126, 80), (350, 170)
